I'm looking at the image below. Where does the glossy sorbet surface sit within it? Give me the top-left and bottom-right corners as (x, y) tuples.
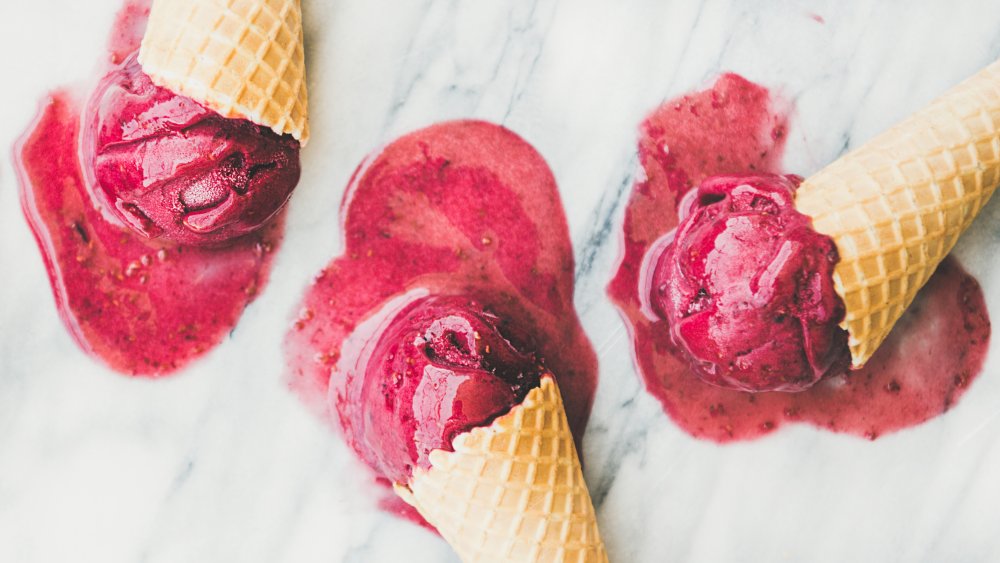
(285, 120), (597, 520)
(14, 0), (287, 375)
(608, 73), (991, 441)
(337, 295), (543, 484)
(652, 174), (849, 392)
(85, 55), (300, 246)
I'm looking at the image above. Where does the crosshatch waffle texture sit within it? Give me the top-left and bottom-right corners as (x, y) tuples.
(138, 0), (309, 143)
(395, 376), (607, 563)
(796, 60), (1000, 366)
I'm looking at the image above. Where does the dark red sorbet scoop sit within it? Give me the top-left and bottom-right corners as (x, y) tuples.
(336, 295), (543, 484)
(14, 0), (291, 376)
(84, 54), (300, 247)
(284, 120), (597, 520)
(651, 174), (849, 392)
(608, 73), (991, 442)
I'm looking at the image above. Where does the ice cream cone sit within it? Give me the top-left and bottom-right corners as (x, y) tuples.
(795, 60), (1000, 366)
(394, 375), (607, 563)
(138, 0), (309, 143)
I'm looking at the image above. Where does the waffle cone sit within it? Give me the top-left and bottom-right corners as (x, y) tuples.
(795, 60), (1000, 366)
(138, 0), (309, 143)
(394, 375), (607, 563)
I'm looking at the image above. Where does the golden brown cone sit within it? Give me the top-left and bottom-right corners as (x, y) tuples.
(796, 60), (1000, 366)
(394, 375), (607, 563)
(138, 0), (309, 143)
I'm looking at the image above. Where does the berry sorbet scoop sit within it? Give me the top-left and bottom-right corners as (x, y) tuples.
(84, 0), (309, 246)
(655, 60), (1000, 391)
(336, 296), (607, 563)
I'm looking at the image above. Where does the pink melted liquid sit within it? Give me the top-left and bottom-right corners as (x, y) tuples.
(284, 120), (597, 522)
(608, 73), (991, 442)
(13, 0), (285, 376)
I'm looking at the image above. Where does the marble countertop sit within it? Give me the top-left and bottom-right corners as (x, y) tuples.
(3, 1), (1000, 561)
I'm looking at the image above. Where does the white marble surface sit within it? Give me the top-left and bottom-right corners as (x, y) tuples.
(2, 1), (1000, 561)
